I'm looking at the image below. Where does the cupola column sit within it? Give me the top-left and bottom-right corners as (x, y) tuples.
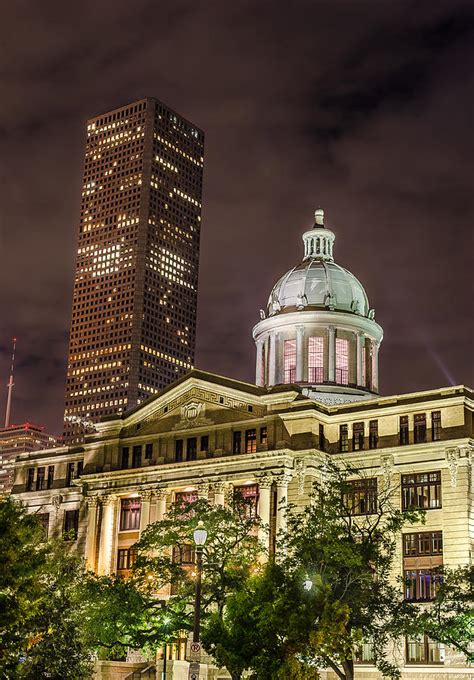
(371, 340), (380, 392)
(356, 332), (365, 386)
(255, 338), (265, 386)
(296, 325), (305, 382)
(328, 326), (336, 382)
(269, 332), (279, 385)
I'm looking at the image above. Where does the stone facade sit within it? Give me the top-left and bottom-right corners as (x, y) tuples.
(12, 370), (474, 679)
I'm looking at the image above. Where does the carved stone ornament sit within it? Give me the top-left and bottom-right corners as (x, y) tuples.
(197, 481), (210, 498)
(275, 472), (293, 488)
(154, 487), (169, 501)
(294, 458), (306, 495)
(257, 473), (274, 489)
(210, 480), (227, 495)
(172, 400), (213, 430)
(380, 454), (394, 488)
(445, 447), (460, 488)
(86, 496), (99, 509)
(51, 494), (63, 511)
(140, 489), (153, 502)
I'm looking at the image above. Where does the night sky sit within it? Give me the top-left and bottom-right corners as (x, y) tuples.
(1, 1), (473, 435)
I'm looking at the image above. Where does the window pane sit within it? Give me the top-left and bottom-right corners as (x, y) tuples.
(283, 339), (296, 383)
(308, 336), (324, 383)
(335, 338), (349, 385)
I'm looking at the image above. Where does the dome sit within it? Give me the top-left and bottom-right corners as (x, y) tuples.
(267, 260), (370, 317)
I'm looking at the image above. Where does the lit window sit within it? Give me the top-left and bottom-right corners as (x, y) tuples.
(308, 336), (324, 383)
(431, 411), (441, 441)
(406, 635), (443, 664)
(119, 499), (141, 531)
(402, 472), (442, 510)
(283, 339), (296, 383)
(233, 484), (259, 517)
(335, 338), (349, 384)
(245, 429), (257, 453)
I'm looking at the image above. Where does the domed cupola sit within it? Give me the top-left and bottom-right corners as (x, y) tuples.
(253, 208), (383, 405)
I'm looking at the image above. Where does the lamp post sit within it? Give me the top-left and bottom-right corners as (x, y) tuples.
(303, 574), (313, 592)
(161, 615), (171, 680)
(192, 520), (207, 644)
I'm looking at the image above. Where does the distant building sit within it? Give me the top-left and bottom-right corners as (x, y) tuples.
(63, 98), (205, 443)
(0, 423), (60, 494)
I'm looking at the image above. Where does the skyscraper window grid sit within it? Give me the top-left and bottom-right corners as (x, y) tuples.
(63, 98), (204, 442)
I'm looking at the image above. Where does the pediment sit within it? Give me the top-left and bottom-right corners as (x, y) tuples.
(121, 382), (265, 437)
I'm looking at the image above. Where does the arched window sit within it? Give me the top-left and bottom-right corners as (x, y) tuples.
(335, 337), (349, 384)
(308, 336), (324, 382)
(283, 339), (296, 383)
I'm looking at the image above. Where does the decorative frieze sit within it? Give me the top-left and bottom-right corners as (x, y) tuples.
(445, 447), (460, 488)
(294, 458), (306, 495)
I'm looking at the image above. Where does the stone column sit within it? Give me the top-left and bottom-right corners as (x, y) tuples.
(139, 490), (152, 535)
(328, 326), (335, 382)
(257, 474), (273, 550)
(197, 481), (209, 500)
(275, 473), (292, 536)
(255, 339), (265, 386)
(212, 481), (226, 506)
(98, 494), (118, 575)
(154, 489), (168, 522)
(356, 332), (365, 386)
(268, 333), (277, 386)
(84, 496), (100, 571)
(371, 340), (380, 392)
(296, 325), (305, 382)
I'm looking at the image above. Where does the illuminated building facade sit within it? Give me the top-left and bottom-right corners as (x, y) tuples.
(64, 98), (204, 443)
(0, 423), (60, 494)
(13, 207), (474, 678)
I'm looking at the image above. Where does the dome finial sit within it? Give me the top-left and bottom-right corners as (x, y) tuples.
(314, 207), (324, 226)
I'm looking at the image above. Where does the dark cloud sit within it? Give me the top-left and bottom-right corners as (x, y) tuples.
(0, 0), (473, 433)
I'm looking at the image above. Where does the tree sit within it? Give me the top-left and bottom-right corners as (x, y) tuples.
(135, 496), (264, 619)
(411, 565), (474, 662)
(0, 496), (50, 677)
(203, 462), (425, 680)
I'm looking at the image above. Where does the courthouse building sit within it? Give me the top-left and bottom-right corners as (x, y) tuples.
(12, 210), (474, 679)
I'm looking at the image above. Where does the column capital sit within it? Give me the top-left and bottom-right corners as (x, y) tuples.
(210, 480), (227, 494)
(257, 473), (274, 489)
(103, 493), (118, 506)
(85, 495), (100, 509)
(154, 487), (169, 501)
(197, 481), (209, 498)
(141, 489), (153, 502)
(275, 471), (292, 488)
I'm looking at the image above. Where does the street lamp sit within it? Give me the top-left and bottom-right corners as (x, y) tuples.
(161, 615), (170, 680)
(303, 574), (313, 591)
(192, 521), (207, 644)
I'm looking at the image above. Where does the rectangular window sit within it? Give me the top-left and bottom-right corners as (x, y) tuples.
(117, 547), (138, 572)
(308, 336), (324, 383)
(335, 337), (349, 385)
(200, 435), (209, 453)
(406, 635), (443, 665)
(361, 347), (366, 387)
(66, 462), (75, 487)
(47, 466), (54, 490)
(172, 543), (195, 565)
(283, 339), (296, 383)
(38, 513), (50, 538)
(132, 445), (142, 468)
(319, 424), (325, 452)
(233, 431), (241, 454)
(119, 498), (141, 531)
(175, 439), (183, 462)
(399, 415), (409, 445)
(36, 467), (46, 491)
(145, 443), (153, 459)
(403, 531), (443, 557)
(404, 570), (442, 602)
(369, 420), (378, 449)
(353, 422), (364, 451)
(355, 640), (375, 664)
(63, 509), (79, 539)
(186, 437), (197, 461)
(339, 424), (349, 452)
(260, 427), (267, 445)
(431, 411), (441, 441)
(343, 478), (377, 515)
(121, 447), (129, 469)
(234, 484), (259, 517)
(245, 429), (257, 453)
(174, 491), (198, 509)
(402, 472), (442, 510)
(26, 468), (34, 491)
(414, 413), (427, 444)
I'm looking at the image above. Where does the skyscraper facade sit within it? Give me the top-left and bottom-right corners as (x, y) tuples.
(64, 98), (204, 442)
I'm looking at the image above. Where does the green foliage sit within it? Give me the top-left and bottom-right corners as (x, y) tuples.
(135, 497), (264, 617)
(0, 495), (49, 676)
(0, 496), (93, 679)
(411, 565), (474, 662)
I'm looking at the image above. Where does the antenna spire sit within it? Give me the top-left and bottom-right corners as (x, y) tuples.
(5, 337), (16, 428)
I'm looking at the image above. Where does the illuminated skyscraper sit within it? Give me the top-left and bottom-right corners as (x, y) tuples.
(64, 98), (204, 442)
